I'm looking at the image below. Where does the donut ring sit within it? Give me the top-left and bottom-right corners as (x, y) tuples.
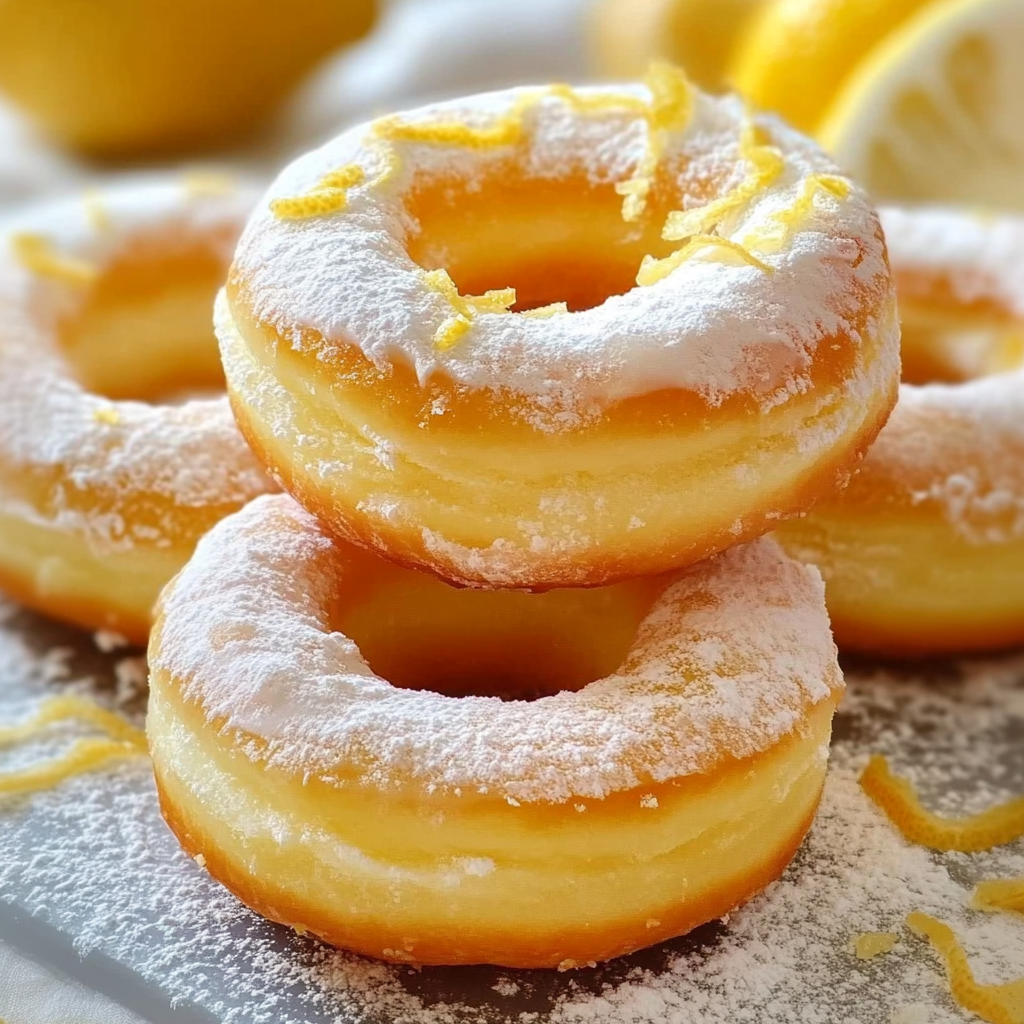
(218, 76), (899, 589)
(0, 177), (274, 643)
(147, 492), (844, 969)
(776, 207), (1024, 656)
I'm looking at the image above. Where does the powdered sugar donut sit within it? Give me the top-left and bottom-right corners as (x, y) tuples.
(148, 492), (844, 968)
(776, 207), (1024, 656)
(218, 71), (899, 588)
(0, 176), (274, 643)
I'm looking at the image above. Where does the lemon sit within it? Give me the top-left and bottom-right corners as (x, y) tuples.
(820, 0), (1024, 208)
(731, 0), (936, 133)
(593, 0), (768, 92)
(0, 0), (378, 158)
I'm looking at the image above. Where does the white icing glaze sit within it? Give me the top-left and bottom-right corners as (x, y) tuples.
(0, 176), (271, 554)
(874, 207), (1024, 544)
(151, 493), (843, 805)
(233, 84), (890, 420)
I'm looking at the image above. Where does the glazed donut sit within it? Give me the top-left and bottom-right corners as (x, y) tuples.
(592, 0), (768, 92)
(0, 177), (274, 644)
(776, 207), (1024, 657)
(0, 0), (378, 157)
(147, 492), (844, 969)
(218, 75), (899, 589)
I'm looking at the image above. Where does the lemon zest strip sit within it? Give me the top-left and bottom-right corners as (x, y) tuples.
(637, 234), (772, 287)
(0, 696), (148, 797)
(973, 878), (1024, 916)
(907, 912), (1024, 1024)
(423, 269), (519, 351)
(743, 172), (852, 252)
(182, 170), (236, 197)
(11, 233), (98, 286)
(93, 406), (121, 426)
(373, 92), (539, 150)
(522, 302), (568, 318)
(852, 932), (899, 960)
(860, 755), (1024, 853)
(83, 190), (112, 233)
(270, 164), (367, 220)
(662, 121), (784, 241)
(617, 61), (693, 222)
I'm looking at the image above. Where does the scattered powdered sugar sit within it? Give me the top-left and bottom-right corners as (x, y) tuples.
(152, 494), (841, 803)
(0, 177), (273, 553)
(862, 208), (1024, 544)
(0, 595), (1022, 1023)
(231, 84), (894, 432)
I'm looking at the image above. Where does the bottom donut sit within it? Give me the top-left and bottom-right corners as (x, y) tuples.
(147, 494), (844, 969)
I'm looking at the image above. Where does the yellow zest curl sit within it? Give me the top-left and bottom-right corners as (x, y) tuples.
(974, 878), (1024, 916)
(617, 61), (693, 222)
(183, 170), (236, 197)
(743, 172), (852, 253)
(83, 190), (112, 233)
(373, 93), (538, 150)
(11, 233), (98, 286)
(852, 932), (899, 960)
(547, 83), (648, 117)
(0, 696), (148, 797)
(637, 234), (772, 287)
(662, 121), (784, 241)
(860, 755), (1024, 853)
(423, 269), (518, 351)
(522, 302), (568, 318)
(93, 406), (121, 426)
(907, 913), (1024, 1024)
(270, 164), (366, 221)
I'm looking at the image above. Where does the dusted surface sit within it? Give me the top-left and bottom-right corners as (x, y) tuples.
(0, 596), (1022, 1023)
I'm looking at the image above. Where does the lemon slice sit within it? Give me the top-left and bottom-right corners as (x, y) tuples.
(819, 0), (1024, 208)
(730, 0), (935, 133)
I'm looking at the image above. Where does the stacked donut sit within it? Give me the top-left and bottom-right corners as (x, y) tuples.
(143, 67), (903, 969)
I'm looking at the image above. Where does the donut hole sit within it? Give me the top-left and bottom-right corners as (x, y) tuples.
(899, 298), (1024, 385)
(330, 556), (665, 700)
(59, 244), (228, 403)
(403, 166), (678, 313)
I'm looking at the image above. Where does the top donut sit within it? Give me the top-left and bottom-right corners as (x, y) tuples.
(218, 67), (900, 589)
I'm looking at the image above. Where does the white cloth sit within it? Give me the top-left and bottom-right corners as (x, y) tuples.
(0, 940), (150, 1024)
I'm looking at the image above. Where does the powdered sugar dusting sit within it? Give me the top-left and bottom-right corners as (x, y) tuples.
(867, 208), (1024, 544)
(0, 597), (1021, 1023)
(231, 85), (893, 432)
(0, 177), (273, 553)
(151, 494), (841, 804)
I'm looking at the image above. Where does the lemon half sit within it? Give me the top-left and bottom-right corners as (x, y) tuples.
(819, 0), (1024, 208)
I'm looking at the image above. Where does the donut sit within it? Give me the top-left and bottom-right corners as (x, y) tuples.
(776, 207), (1024, 657)
(147, 492), (844, 969)
(0, 176), (274, 644)
(0, 0), (378, 157)
(217, 73), (900, 590)
(592, 0), (769, 92)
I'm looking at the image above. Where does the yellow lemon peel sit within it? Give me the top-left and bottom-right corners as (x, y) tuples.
(617, 61), (694, 222)
(907, 912), (1024, 1024)
(11, 233), (98, 286)
(852, 932), (899, 960)
(83, 190), (112, 233)
(662, 121), (784, 242)
(373, 92), (539, 150)
(423, 269), (519, 351)
(860, 755), (1024, 853)
(973, 878), (1024, 916)
(183, 170), (236, 197)
(637, 234), (772, 287)
(270, 164), (366, 220)
(93, 406), (121, 426)
(522, 302), (569, 318)
(0, 696), (148, 798)
(743, 173), (852, 253)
